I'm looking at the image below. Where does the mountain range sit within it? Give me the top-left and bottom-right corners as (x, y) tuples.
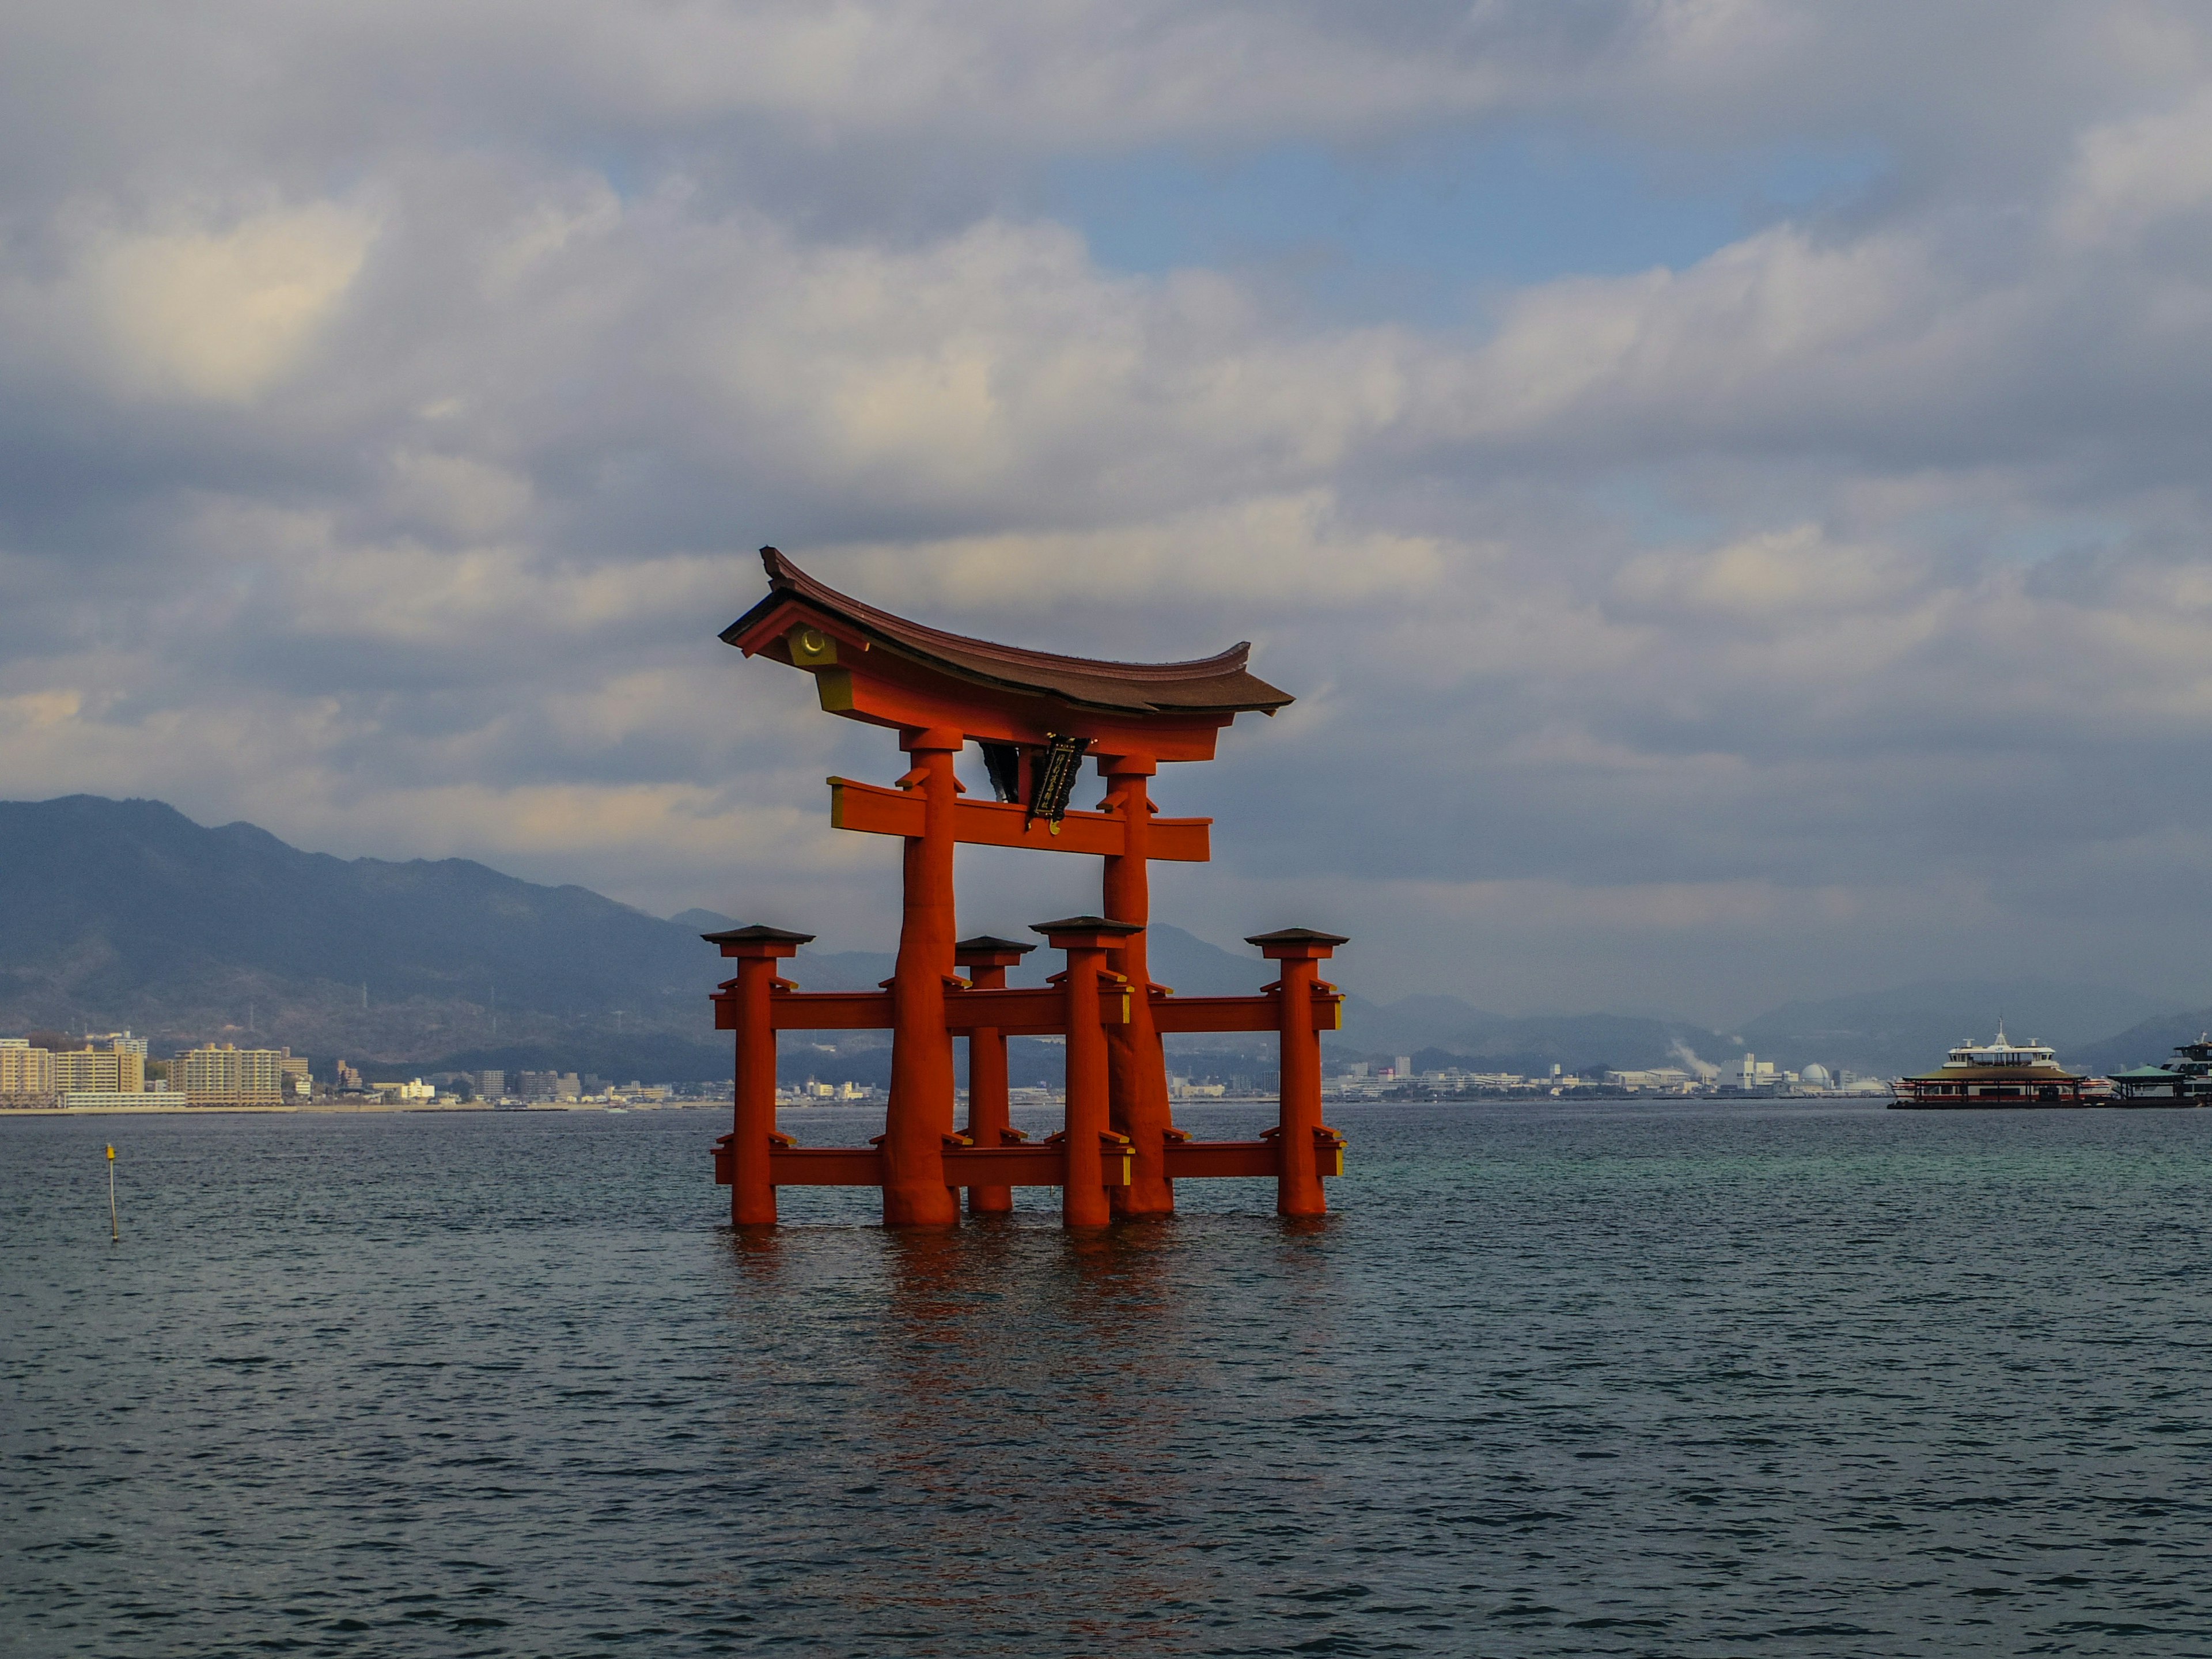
(0, 795), (2195, 1085)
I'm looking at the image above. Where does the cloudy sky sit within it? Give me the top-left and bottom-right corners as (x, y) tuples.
(9, 1), (2212, 1023)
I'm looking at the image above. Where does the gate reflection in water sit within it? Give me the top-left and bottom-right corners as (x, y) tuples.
(724, 1219), (1263, 1652)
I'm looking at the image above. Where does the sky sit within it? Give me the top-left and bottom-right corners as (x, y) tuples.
(7, 1), (2212, 1025)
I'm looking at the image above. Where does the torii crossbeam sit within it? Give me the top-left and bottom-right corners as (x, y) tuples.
(709, 547), (1346, 1228)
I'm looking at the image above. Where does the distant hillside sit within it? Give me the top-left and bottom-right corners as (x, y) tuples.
(1335, 993), (1506, 1057)
(0, 797), (748, 1078)
(1736, 979), (2180, 1078)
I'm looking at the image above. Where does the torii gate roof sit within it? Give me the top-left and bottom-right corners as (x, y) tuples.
(723, 547), (1293, 718)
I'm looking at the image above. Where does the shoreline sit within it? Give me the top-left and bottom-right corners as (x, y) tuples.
(0, 1101), (699, 1118)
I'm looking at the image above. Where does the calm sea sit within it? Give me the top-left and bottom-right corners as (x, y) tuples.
(4, 1100), (2210, 1657)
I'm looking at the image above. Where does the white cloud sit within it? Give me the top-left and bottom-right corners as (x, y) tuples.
(2055, 87), (2212, 247)
(1611, 525), (1922, 622)
(825, 490), (1445, 614)
(83, 203), (377, 402)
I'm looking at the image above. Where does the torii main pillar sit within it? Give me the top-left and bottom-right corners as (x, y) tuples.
(1099, 751), (1176, 1215)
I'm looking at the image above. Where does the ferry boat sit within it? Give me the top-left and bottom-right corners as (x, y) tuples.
(1891, 1028), (2087, 1109)
(2107, 1036), (2212, 1105)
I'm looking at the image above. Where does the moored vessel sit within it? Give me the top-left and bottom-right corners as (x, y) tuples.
(1891, 1028), (2086, 1109)
(2107, 1036), (2212, 1105)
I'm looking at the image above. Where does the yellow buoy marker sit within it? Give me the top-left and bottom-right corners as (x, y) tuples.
(106, 1143), (118, 1241)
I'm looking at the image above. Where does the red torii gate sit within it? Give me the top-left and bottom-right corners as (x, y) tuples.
(707, 547), (1346, 1228)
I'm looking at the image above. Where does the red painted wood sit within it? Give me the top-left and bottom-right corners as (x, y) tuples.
(1149, 992), (1343, 1033)
(882, 732), (961, 1226)
(1162, 1140), (1279, 1179)
(1101, 757), (1176, 1216)
(716, 983), (1138, 1035)
(1267, 961), (1330, 1217)
(830, 777), (1210, 862)
(1059, 938), (1113, 1228)
(715, 1138), (1333, 1188)
(961, 959), (1015, 1216)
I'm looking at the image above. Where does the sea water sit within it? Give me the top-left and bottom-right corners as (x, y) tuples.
(3, 1100), (2209, 1657)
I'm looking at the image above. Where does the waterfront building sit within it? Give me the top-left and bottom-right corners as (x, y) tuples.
(173, 1043), (290, 1107)
(1894, 1028), (2085, 1108)
(1, 1037), (58, 1101)
(59, 1090), (176, 1109)
(54, 1044), (146, 1094)
(1607, 1067), (1695, 1090)
(514, 1070), (582, 1101)
(368, 1078), (436, 1103)
(476, 1069), (506, 1099)
(1170, 1078), (1229, 1099)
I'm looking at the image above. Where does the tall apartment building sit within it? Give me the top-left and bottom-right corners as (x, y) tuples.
(173, 1043), (291, 1105)
(476, 1069), (506, 1100)
(53, 1045), (146, 1093)
(1, 1037), (58, 1098)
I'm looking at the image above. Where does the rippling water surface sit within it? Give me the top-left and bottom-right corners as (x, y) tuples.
(5, 1100), (2211, 1657)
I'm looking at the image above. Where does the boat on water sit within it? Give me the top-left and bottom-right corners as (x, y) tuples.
(2107, 1036), (2212, 1105)
(1891, 1028), (2088, 1109)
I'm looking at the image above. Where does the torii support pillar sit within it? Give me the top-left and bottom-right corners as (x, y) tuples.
(1037, 916), (1142, 1229)
(884, 725), (964, 1227)
(703, 924), (813, 1226)
(1099, 753), (1179, 1217)
(1251, 928), (1349, 1218)
(955, 934), (1036, 1216)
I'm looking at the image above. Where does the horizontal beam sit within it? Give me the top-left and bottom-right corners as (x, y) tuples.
(751, 990), (888, 1031)
(830, 777), (1210, 862)
(715, 983), (1134, 1033)
(1149, 991), (1343, 1033)
(1161, 1139), (1278, 1179)
(945, 984), (1129, 1033)
(714, 1137), (1343, 1186)
(743, 1144), (1131, 1187)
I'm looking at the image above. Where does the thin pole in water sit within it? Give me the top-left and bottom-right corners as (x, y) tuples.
(105, 1143), (118, 1241)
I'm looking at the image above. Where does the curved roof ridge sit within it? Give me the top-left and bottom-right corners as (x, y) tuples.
(727, 547), (1293, 716)
(760, 547), (1256, 684)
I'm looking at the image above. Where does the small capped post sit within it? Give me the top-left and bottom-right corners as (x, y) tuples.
(704, 924), (814, 1226)
(955, 934), (1037, 1215)
(1033, 915), (1143, 1228)
(1247, 927), (1348, 1218)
